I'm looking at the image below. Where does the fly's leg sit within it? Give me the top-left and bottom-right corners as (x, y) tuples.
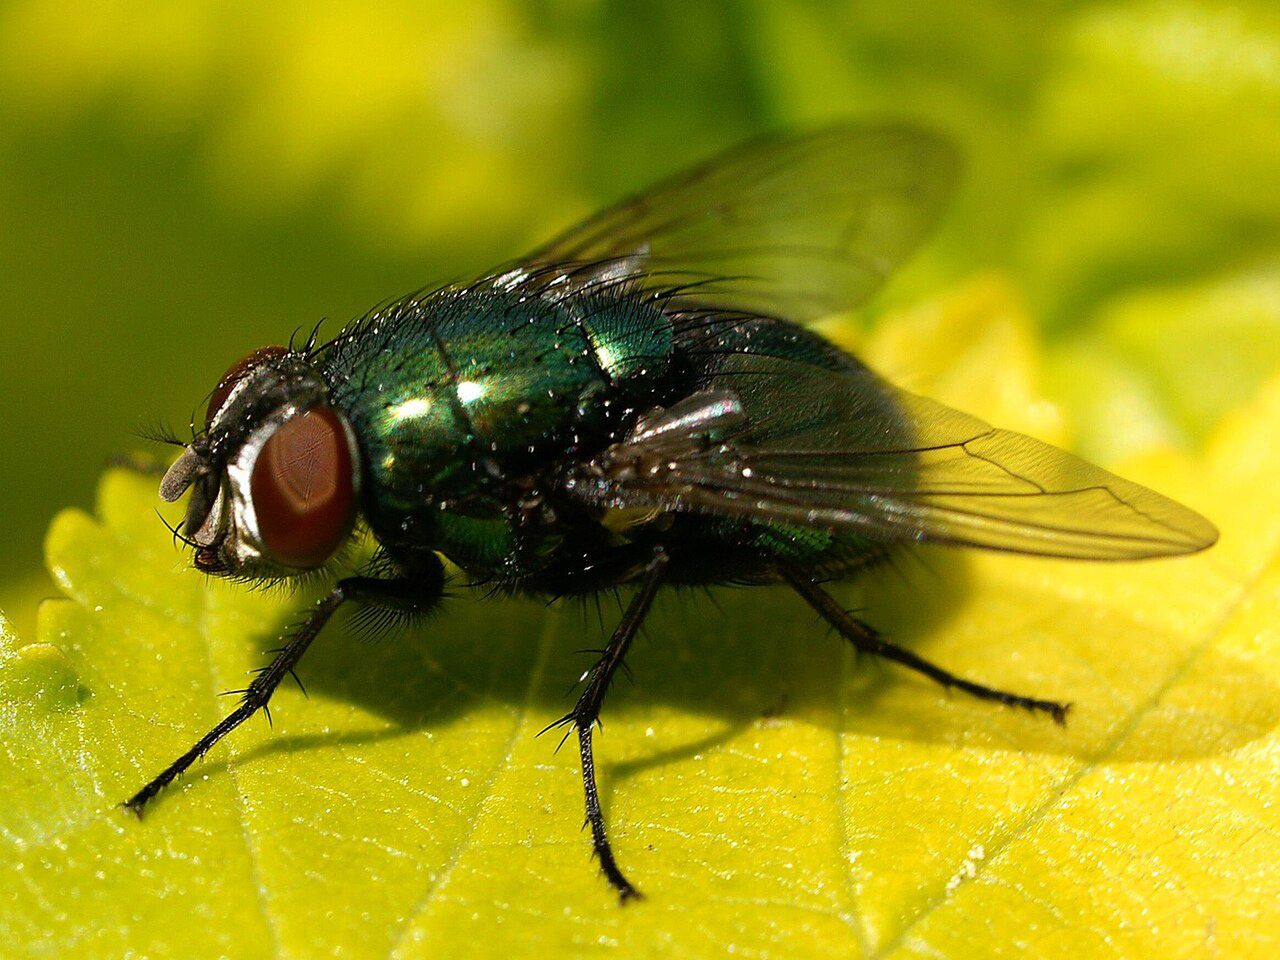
(124, 558), (445, 815)
(123, 586), (346, 815)
(781, 566), (1070, 724)
(545, 547), (669, 902)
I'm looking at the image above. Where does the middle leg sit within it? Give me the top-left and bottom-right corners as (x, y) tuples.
(546, 546), (669, 901)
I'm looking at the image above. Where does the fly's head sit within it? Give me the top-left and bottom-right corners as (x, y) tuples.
(160, 346), (360, 579)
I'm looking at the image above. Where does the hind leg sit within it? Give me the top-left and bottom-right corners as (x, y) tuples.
(782, 565), (1070, 724)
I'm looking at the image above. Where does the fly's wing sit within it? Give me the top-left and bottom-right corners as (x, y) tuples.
(516, 124), (959, 322)
(567, 355), (1218, 560)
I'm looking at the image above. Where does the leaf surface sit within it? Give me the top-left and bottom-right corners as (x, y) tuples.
(2, 282), (1278, 959)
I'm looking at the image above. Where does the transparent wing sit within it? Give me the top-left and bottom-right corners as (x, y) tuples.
(517, 124), (959, 322)
(568, 355), (1217, 560)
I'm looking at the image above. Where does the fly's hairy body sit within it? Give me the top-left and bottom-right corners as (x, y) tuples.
(322, 282), (892, 591)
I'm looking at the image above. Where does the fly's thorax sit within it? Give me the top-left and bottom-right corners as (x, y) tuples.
(321, 283), (676, 537)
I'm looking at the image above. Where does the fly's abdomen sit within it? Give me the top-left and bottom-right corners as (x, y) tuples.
(322, 283), (673, 549)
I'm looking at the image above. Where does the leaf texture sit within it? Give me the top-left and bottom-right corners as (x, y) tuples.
(2, 281), (1278, 959)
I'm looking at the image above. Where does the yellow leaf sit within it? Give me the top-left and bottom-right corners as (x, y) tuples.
(1, 280), (1277, 958)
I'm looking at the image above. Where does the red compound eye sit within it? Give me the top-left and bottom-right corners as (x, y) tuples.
(249, 407), (355, 569)
(206, 346), (290, 424)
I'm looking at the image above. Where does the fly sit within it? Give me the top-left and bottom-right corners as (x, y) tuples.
(123, 124), (1218, 901)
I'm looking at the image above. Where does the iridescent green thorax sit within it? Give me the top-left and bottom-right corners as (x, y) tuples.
(314, 281), (910, 587)
(320, 282), (673, 568)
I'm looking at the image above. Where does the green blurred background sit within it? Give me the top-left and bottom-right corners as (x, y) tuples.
(3, 0), (1280, 623)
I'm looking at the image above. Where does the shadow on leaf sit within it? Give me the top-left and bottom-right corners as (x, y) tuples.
(216, 545), (1280, 780)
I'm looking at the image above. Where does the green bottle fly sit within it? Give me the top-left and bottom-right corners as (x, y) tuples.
(126, 124), (1217, 900)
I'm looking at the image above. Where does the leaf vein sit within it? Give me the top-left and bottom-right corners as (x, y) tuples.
(871, 563), (1263, 958)
(386, 604), (560, 959)
(194, 587), (284, 959)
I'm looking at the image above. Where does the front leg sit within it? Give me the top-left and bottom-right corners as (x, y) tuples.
(545, 547), (669, 901)
(124, 555), (445, 815)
